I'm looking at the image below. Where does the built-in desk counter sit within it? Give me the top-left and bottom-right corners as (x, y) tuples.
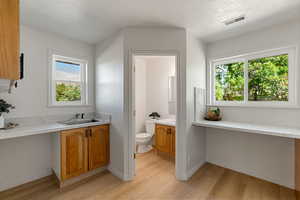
(193, 120), (300, 195)
(193, 120), (300, 139)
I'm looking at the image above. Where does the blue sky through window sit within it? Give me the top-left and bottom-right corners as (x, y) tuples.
(55, 60), (81, 81)
(55, 61), (80, 74)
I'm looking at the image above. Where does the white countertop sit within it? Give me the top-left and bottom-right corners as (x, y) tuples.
(192, 120), (300, 139)
(155, 119), (176, 127)
(0, 120), (110, 140)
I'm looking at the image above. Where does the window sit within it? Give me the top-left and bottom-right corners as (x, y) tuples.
(209, 47), (297, 107)
(49, 55), (88, 106)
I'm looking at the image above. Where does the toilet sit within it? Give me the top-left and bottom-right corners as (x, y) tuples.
(136, 119), (156, 153)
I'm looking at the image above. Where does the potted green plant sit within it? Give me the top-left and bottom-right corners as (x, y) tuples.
(149, 112), (160, 119)
(0, 99), (15, 128)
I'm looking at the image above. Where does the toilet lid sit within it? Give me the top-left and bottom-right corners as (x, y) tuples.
(136, 133), (152, 138)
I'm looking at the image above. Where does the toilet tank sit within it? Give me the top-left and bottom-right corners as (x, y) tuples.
(145, 119), (156, 135)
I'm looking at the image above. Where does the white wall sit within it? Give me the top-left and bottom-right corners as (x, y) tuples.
(205, 19), (300, 188)
(95, 33), (125, 179)
(135, 56), (176, 133)
(0, 26), (95, 192)
(0, 26), (95, 118)
(123, 27), (188, 180)
(0, 134), (52, 191)
(186, 33), (207, 177)
(145, 56), (176, 118)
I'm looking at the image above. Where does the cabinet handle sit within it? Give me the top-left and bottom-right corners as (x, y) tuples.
(20, 53), (24, 79)
(89, 129), (92, 137)
(167, 129), (171, 134)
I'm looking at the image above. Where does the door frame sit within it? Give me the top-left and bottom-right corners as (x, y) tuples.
(126, 49), (182, 180)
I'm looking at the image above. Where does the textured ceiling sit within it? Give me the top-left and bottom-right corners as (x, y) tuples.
(21, 0), (300, 44)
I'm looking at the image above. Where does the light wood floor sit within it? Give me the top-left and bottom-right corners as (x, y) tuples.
(0, 151), (296, 200)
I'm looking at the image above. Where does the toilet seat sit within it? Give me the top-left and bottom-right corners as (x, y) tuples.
(136, 133), (152, 143)
(136, 133), (152, 138)
(135, 119), (156, 153)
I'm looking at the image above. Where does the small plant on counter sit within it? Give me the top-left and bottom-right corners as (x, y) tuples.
(0, 99), (15, 116)
(205, 106), (221, 121)
(149, 112), (160, 119)
(0, 99), (14, 128)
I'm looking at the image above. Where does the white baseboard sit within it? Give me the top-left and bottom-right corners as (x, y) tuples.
(207, 161), (294, 189)
(107, 166), (125, 180)
(186, 160), (206, 179)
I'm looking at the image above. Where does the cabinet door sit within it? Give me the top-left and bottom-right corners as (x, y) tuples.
(170, 127), (176, 157)
(155, 125), (171, 153)
(0, 0), (20, 80)
(61, 128), (88, 181)
(89, 125), (110, 170)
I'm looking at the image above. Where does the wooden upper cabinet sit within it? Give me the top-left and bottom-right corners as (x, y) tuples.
(155, 124), (171, 153)
(0, 0), (20, 80)
(89, 125), (110, 170)
(61, 128), (88, 181)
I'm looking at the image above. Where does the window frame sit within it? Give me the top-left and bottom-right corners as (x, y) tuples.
(208, 46), (297, 107)
(49, 54), (89, 107)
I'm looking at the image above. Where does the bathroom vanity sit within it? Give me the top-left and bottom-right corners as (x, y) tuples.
(52, 124), (110, 187)
(154, 124), (175, 157)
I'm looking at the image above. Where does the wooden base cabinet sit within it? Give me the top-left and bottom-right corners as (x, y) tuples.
(89, 125), (110, 171)
(52, 125), (109, 185)
(155, 124), (175, 157)
(61, 128), (88, 180)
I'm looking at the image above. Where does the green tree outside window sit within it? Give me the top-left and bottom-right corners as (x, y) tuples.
(215, 54), (288, 102)
(56, 83), (81, 102)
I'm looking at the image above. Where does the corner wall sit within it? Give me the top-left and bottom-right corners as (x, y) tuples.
(186, 33), (207, 177)
(123, 27), (188, 180)
(95, 33), (125, 179)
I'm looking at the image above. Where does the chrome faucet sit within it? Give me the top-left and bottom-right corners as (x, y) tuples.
(75, 113), (81, 119)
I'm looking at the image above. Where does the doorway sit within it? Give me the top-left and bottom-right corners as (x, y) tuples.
(132, 54), (177, 177)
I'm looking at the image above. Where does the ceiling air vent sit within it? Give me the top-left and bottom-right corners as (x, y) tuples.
(223, 15), (245, 26)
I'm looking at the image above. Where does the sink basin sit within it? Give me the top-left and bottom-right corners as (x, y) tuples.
(59, 119), (99, 125)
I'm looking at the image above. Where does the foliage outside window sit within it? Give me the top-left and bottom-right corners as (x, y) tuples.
(50, 55), (88, 106)
(248, 55), (288, 101)
(215, 62), (244, 101)
(210, 47), (296, 107)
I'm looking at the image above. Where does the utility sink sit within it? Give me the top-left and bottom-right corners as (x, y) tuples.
(59, 119), (99, 125)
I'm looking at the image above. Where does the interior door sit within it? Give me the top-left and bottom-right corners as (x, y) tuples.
(89, 125), (110, 170)
(61, 128), (88, 181)
(155, 125), (171, 153)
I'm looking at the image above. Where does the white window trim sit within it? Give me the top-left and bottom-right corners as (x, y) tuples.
(208, 46), (298, 108)
(48, 54), (89, 107)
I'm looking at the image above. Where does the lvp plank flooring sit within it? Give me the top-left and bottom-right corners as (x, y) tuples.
(0, 150), (296, 200)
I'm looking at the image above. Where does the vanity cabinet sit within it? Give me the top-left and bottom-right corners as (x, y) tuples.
(89, 125), (110, 170)
(52, 124), (110, 184)
(61, 128), (88, 180)
(155, 124), (175, 157)
(0, 0), (20, 80)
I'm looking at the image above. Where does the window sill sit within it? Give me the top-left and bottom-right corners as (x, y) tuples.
(206, 103), (300, 109)
(47, 104), (94, 108)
